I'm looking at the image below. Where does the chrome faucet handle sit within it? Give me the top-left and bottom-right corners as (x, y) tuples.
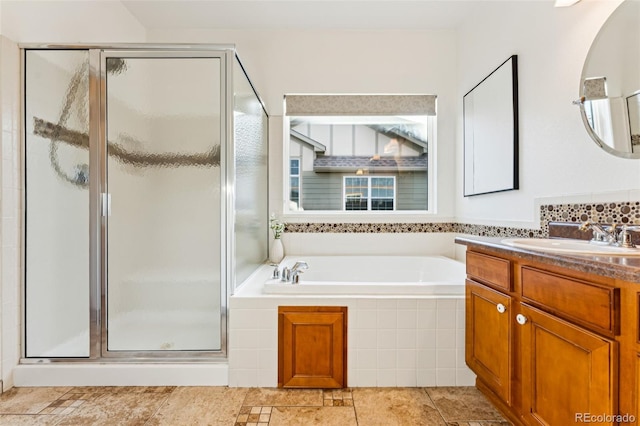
(280, 267), (291, 282)
(270, 264), (281, 279)
(291, 269), (305, 284)
(617, 225), (637, 248)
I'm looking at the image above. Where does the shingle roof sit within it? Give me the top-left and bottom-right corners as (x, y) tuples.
(313, 154), (428, 172)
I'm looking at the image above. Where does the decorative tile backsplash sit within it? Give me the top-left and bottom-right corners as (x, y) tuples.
(284, 201), (640, 237)
(540, 201), (640, 226)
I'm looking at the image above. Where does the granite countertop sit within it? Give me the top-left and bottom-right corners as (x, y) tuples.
(455, 236), (640, 284)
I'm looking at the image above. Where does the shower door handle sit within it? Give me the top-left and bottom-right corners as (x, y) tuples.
(101, 193), (112, 217)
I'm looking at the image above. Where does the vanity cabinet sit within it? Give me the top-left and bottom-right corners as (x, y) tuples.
(519, 303), (617, 425)
(466, 280), (512, 405)
(464, 248), (624, 426)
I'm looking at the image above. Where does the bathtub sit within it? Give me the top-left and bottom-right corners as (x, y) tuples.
(263, 255), (466, 295)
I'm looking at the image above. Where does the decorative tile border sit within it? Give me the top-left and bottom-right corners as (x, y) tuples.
(235, 406), (271, 425)
(455, 223), (544, 238)
(539, 201), (640, 226)
(323, 389), (354, 406)
(283, 201), (640, 237)
(284, 222), (458, 233)
(233, 394), (353, 426)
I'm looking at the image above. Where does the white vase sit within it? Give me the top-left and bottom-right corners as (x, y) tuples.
(269, 238), (284, 263)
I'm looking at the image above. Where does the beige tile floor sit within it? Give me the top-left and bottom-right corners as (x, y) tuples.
(0, 385), (512, 425)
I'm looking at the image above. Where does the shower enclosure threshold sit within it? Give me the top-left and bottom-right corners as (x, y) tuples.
(13, 363), (228, 386)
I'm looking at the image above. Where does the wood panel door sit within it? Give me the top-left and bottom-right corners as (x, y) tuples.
(278, 306), (347, 388)
(520, 304), (617, 426)
(466, 280), (512, 404)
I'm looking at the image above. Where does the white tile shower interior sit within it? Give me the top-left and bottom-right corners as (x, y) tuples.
(1, 36), (22, 390)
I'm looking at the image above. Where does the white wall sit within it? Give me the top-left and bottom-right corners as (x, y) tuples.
(455, 0), (640, 226)
(146, 28), (460, 255)
(0, 0), (145, 43)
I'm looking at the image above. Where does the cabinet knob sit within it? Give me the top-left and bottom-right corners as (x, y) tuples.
(516, 314), (528, 325)
(496, 303), (506, 314)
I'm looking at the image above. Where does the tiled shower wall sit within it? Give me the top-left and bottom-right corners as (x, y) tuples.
(0, 37), (22, 391)
(284, 201), (640, 237)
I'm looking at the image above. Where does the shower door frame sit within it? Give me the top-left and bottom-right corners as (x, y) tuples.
(20, 44), (239, 363)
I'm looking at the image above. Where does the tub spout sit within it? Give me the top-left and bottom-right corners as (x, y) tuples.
(289, 261), (309, 284)
(291, 261), (309, 273)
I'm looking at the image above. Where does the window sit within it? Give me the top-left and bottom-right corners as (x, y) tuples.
(284, 94), (436, 214)
(290, 158), (300, 207)
(344, 176), (395, 211)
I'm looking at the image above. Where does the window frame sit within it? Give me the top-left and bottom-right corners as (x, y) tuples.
(289, 157), (301, 208)
(343, 175), (396, 211)
(282, 95), (437, 219)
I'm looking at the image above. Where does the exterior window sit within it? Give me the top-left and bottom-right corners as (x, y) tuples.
(287, 117), (433, 212)
(290, 158), (300, 207)
(344, 176), (395, 211)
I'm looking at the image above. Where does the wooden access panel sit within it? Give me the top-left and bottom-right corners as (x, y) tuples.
(278, 306), (347, 389)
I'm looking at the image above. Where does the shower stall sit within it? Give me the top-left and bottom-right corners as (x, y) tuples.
(21, 45), (267, 364)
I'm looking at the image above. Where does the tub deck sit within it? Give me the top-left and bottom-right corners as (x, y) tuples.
(263, 255), (466, 295)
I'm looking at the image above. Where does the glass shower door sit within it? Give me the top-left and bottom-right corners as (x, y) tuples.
(104, 53), (223, 352)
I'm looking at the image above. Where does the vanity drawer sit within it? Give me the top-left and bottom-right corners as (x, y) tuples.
(521, 267), (619, 336)
(466, 251), (512, 291)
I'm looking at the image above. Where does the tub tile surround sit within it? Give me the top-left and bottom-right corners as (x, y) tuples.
(284, 201), (640, 237)
(229, 264), (473, 389)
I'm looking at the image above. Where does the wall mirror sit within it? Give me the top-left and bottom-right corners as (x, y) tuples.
(580, 0), (640, 159)
(463, 55), (519, 196)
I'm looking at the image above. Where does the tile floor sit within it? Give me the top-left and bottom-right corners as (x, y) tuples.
(0, 386), (512, 425)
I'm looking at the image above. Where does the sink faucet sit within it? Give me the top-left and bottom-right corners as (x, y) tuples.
(580, 221), (619, 245)
(290, 261), (309, 284)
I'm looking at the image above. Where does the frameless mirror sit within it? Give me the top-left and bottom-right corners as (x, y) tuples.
(463, 55), (519, 196)
(580, 0), (640, 159)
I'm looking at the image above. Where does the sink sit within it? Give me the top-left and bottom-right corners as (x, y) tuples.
(501, 238), (640, 256)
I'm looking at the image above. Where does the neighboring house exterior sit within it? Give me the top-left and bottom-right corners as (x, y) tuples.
(289, 122), (429, 211)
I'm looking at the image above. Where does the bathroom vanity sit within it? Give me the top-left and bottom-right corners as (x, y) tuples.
(456, 236), (640, 426)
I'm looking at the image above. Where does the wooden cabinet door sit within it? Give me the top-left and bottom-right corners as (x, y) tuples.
(466, 280), (512, 404)
(278, 306), (347, 388)
(520, 304), (617, 426)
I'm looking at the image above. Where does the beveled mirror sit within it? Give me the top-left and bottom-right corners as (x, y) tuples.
(580, 0), (640, 159)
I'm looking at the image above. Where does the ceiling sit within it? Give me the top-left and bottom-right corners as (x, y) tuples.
(120, 0), (500, 31)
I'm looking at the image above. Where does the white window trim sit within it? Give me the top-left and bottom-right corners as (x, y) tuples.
(343, 176), (396, 212)
(290, 158), (301, 207)
(281, 106), (437, 220)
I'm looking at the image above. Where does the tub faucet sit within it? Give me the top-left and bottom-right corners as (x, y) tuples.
(290, 261), (309, 284)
